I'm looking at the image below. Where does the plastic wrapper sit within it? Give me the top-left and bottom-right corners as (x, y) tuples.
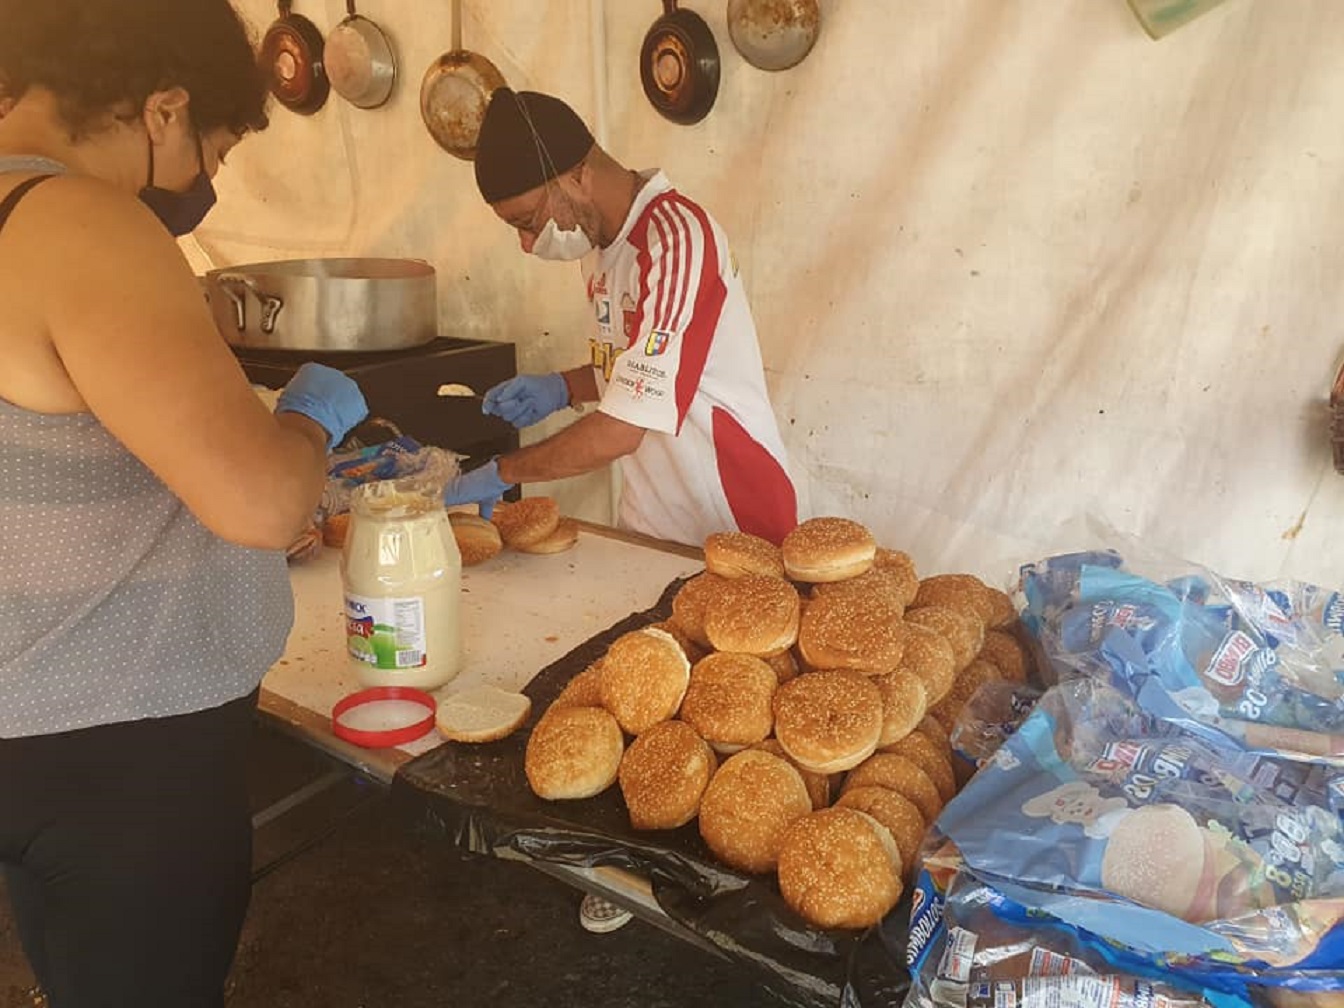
(926, 675), (1344, 1002)
(389, 578), (909, 1008)
(949, 680), (1044, 769)
(320, 435), (460, 519)
(1019, 548), (1344, 762)
(906, 870), (1240, 1008)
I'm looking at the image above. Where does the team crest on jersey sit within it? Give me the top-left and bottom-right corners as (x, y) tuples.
(645, 330), (672, 356)
(596, 298), (611, 326)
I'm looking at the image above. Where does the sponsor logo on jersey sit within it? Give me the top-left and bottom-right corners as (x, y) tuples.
(596, 298), (611, 326)
(589, 338), (619, 382)
(645, 329), (671, 356)
(587, 273), (608, 300)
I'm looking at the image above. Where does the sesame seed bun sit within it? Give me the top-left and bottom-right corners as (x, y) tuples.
(750, 738), (832, 810)
(515, 516), (579, 555)
(915, 715), (952, 758)
(912, 574), (996, 625)
(618, 720), (717, 830)
(525, 705), (624, 800)
(490, 496), (561, 549)
(880, 731), (956, 801)
(873, 548), (920, 607)
(678, 652), (777, 753)
(448, 510), (504, 566)
(905, 605), (985, 672)
(895, 622), (957, 705)
(983, 587), (1018, 629)
(550, 662), (605, 710)
(776, 808), (904, 930)
(598, 627), (691, 735)
(796, 593), (905, 674)
(927, 658), (998, 733)
(764, 648), (799, 685)
(703, 531), (786, 579)
(698, 749), (813, 874)
(977, 629), (1029, 684)
(670, 572), (727, 649)
(646, 619), (707, 664)
(773, 670), (884, 774)
(842, 753), (944, 824)
(702, 574), (801, 657)
(781, 518), (877, 583)
(870, 668), (929, 747)
(811, 566), (913, 615)
(834, 786), (927, 879)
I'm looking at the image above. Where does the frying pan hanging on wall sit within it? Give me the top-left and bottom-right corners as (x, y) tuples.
(641, 1), (720, 125)
(726, 0), (820, 72)
(260, 0), (330, 115)
(419, 0), (508, 159)
(324, 0), (397, 110)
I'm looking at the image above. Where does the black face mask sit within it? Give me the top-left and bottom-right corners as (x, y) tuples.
(139, 128), (217, 237)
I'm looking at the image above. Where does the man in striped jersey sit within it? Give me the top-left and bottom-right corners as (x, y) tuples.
(442, 88), (798, 549)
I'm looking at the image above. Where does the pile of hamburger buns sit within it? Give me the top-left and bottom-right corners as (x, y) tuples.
(449, 496), (578, 565)
(523, 517), (1035, 931)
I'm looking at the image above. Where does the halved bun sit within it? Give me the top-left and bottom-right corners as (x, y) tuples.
(491, 497), (560, 549)
(598, 627), (691, 735)
(702, 574), (801, 657)
(678, 652), (777, 753)
(773, 670), (883, 774)
(516, 517), (579, 555)
(448, 511), (504, 566)
(703, 531), (786, 579)
(781, 518), (877, 583)
(698, 749), (812, 874)
(618, 720), (717, 830)
(647, 619), (707, 664)
(525, 706), (624, 800)
(436, 685), (532, 743)
(776, 808), (904, 930)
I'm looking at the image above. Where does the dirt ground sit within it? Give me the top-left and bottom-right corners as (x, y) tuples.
(0, 724), (785, 1008)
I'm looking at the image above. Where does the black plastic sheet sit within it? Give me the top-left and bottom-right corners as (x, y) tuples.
(391, 578), (910, 1008)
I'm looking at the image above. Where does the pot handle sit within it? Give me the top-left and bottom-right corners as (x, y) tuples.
(214, 273), (286, 334)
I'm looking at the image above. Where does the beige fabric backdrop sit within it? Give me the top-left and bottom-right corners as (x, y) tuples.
(190, 0), (1344, 590)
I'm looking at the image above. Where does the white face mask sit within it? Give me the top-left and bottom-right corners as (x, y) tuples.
(532, 218), (595, 261)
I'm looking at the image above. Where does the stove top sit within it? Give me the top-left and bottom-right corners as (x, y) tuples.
(230, 335), (495, 367)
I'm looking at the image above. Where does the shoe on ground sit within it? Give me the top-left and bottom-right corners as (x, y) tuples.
(579, 894), (633, 933)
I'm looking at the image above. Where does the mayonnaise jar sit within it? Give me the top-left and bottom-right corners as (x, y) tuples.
(341, 480), (463, 690)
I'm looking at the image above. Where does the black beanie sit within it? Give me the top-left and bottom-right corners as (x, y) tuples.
(474, 88), (596, 204)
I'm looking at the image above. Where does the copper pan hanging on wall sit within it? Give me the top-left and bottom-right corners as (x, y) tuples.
(419, 0), (507, 159)
(726, 0), (820, 72)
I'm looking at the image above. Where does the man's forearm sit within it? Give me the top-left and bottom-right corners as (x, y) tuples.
(497, 410), (645, 484)
(561, 366), (600, 405)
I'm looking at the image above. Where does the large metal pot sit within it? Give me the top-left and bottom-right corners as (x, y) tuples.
(202, 258), (438, 352)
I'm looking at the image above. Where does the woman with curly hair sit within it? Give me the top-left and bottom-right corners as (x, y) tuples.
(0, 2), (368, 1004)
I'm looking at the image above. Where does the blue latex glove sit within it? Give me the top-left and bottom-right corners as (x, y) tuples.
(441, 459), (514, 519)
(481, 373), (568, 428)
(275, 363), (369, 451)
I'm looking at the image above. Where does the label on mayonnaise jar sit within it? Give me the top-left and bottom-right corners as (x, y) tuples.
(345, 593), (430, 669)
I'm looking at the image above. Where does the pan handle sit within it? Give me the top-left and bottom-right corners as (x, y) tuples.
(278, 0), (292, 17)
(662, 0), (678, 13)
(345, 0), (358, 15)
(214, 273), (286, 335)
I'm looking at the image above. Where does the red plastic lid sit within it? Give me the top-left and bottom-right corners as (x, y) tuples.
(331, 686), (437, 749)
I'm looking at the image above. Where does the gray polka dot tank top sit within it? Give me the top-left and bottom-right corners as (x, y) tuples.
(0, 156), (293, 737)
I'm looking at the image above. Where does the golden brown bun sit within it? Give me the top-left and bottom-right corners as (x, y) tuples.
(647, 619), (707, 664)
(525, 706), (624, 800)
(750, 738), (832, 810)
(776, 808), (904, 930)
(915, 715), (952, 758)
(905, 605), (985, 672)
(881, 731), (956, 801)
(895, 622), (957, 705)
(551, 663), (605, 710)
(598, 627), (691, 735)
(928, 658), (999, 733)
(702, 574), (801, 657)
(678, 653), (777, 753)
(796, 592), (905, 674)
(448, 511), (504, 566)
(773, 670), (884, 774)
(618, 720), (717, 830)
(810, 565), (912, 616)
(982, 587), (1017, 628)
(516, 516), (579, 555)
(491, 497), (560, 549)
(842, 752), (944, 824)
(912, 574), (996, 625)
(781, 517), (877, 583)
(321, 512), (350, 548)
(698, 749), (812, 874)
(977, 630), (1029, 684)
(669, 572), (727, 649)
(763, 648), (799, 685)
(703, 531), (786, 579)
(834, 786), (926, 880)
(870, 668), (929, 747)
(872, 548), (920, 606)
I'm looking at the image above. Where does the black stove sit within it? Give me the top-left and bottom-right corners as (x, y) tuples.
(235, 336), (519, 474)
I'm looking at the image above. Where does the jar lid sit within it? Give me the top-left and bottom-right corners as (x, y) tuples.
(331, 686), (437, 748)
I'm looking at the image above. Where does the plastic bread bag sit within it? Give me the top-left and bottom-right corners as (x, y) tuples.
(1018, 544), (1344, 764)
(948, 680), (1044, 769)
(905, 867), (1246, 1008)
(930, 677), (1344, 1000)
(320, 436), (460, 519)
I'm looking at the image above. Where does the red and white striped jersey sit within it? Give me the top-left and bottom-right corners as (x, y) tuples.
(582, 171), (797, 546)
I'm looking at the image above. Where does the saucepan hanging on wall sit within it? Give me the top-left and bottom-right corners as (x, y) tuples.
(726, 0), (820, 72)
(260, 0), (330, 115)
(324, 0), (397, 109)
(640, 1), (720, 126)
(420, 0), (507, 159)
